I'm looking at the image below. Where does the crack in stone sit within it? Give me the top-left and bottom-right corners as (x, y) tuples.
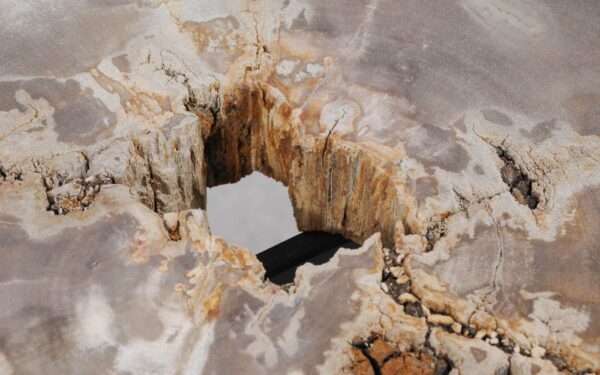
(352, 339), (383, 375)
(495, 145), (539, 209)
(472, 126), (539, 210)
(321, 110), (346, 163)
(488, 214), (504, 301)
(0, 102), (42, 142)
(350, 335), (453, 375)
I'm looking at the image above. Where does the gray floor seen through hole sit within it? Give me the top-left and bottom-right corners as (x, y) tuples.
(206, 171), (300, 253)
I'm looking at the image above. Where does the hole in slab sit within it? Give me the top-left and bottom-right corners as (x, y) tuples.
(207, 171), (300, 252)
(199, 84), (395, 284)
(206, 170), (359, 285)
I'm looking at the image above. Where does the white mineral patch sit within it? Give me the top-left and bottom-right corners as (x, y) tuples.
(75, 286), (117, 349)
(276, 59), (300, 77)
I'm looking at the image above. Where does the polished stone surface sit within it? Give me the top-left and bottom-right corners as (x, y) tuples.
(1, 1), (599, 373)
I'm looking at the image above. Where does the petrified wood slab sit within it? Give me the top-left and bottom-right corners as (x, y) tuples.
(0, 1), (599, 374)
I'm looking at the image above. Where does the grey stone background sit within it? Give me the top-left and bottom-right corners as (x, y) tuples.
(207, 172), (300, 253)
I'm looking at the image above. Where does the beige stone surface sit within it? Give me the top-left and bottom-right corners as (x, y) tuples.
(1, 0), (599, 374)
(429, 328), (509, 375)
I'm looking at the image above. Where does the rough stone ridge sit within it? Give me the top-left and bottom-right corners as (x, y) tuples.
(1, 1), (599, 374)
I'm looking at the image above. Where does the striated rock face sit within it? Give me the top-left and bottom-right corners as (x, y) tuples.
(1, 1), (599, 374)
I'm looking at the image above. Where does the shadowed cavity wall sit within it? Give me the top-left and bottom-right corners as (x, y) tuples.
(202, 81), (414, 247)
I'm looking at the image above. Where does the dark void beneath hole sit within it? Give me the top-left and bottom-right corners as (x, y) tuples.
(257, 232), (359, 285)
